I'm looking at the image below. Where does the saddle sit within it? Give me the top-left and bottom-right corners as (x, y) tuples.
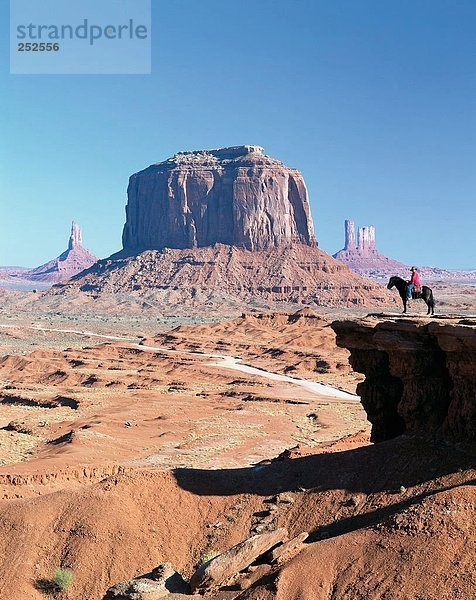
(411, 285), (422, 299)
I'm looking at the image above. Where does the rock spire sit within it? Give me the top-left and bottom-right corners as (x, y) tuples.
(68, 222), (83, 250)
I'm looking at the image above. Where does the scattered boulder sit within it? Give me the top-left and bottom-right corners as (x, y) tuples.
(268, 531), (309, 564)
(190, 527), (288, 592)
(103, 563), (190, 599)
(237, 564), (273, 590)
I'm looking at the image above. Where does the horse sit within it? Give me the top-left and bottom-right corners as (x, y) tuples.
(387, 276), (435, 315)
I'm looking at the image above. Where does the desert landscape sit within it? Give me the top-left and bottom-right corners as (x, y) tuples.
(0, 296), (475, 599)
(0, 145), (474, 599)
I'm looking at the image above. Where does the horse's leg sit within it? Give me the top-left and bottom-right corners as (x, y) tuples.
(402, 295), (407, 313)
(426, 290), (435, 316)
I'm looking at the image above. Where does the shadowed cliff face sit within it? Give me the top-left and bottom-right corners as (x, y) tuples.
(332, 316), (476, 443)
(122, 145), (317, 252)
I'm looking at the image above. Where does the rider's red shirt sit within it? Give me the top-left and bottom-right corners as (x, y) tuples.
(411, 271), (421, 286)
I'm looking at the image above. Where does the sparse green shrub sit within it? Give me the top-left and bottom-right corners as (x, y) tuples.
(52, 568), (73, 592)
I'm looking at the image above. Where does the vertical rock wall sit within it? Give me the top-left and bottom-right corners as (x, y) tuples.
(68, 222), (83, 250)
(122, 146), (317, 253)
(332, 317), (476, 443)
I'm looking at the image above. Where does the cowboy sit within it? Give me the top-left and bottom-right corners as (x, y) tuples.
(407, 266), (421, 300)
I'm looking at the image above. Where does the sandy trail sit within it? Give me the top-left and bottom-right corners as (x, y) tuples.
(137, 344), (356, 400)
(0, 323), (358, 400)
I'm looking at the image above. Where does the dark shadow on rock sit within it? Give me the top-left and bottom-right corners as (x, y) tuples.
(173, 435), (475, 498)
(306, 479), (475, 543)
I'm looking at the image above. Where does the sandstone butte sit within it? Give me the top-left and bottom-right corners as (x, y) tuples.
(53, 146), (395, 308)
(1, 222), (98, 283)
(333, 219), (476, 282)
(122, 144), (317, 252)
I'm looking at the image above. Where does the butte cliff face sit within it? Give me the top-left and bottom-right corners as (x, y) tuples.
(122, 145), (317, 253)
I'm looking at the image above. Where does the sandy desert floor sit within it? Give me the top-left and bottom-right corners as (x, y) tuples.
(0, 284), (474, 599)
(0, 309), (367, 495)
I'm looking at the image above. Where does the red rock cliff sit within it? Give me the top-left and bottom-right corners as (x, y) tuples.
(332, 316), (476, 443)
(122, 145), (317, 253)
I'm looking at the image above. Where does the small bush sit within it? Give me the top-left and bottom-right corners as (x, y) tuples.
(52, 568), (73, 591)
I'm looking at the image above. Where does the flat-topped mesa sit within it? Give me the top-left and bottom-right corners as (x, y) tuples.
(122, 145), (317, 253)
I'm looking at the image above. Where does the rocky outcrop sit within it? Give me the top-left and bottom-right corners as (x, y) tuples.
(1, 223), (98, 284)
(103, 528), (309, 598)
(332, 316), (476, 443)
(26, 222), (98, 282)
(103, 563), (191, 599)
(334, 219), (476, 282)
(190, 528), (288, 592)
(49, 151), (398, 308)
(68, 221), (83, 250)
(122, 145), (317, 253)
(55, 244), (395, 308)
(334, 219), (406, 277)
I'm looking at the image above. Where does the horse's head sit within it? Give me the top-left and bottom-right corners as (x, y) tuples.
(387, 276), (396, 289)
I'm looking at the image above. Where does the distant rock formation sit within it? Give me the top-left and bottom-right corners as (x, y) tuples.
(341, 219), (377, 257)
(333, 219), (403, 275)
(51, 148), (397, 308)
(68, 221), (83, 250)
(122, 145), (317, 253)
(25, 222), (98, 282)
(332, 315), (476, 443)
(333, 219), (476, 282)
(5, 222), (98, 283)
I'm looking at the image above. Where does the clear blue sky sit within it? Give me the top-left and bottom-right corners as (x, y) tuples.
(1, 0), (475, 269)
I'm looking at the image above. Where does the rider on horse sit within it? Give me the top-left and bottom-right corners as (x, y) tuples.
(407, 266), (421, 300)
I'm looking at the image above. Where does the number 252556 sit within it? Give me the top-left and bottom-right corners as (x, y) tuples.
(18, 43), (60, 51)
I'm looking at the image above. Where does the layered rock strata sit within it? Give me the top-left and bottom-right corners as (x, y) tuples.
(122, 145), (317, 253)
(332, 316), (476, 443)
(58, 244), (394, 308)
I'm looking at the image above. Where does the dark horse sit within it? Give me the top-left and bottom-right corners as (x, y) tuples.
(387, 276), (435, 315)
